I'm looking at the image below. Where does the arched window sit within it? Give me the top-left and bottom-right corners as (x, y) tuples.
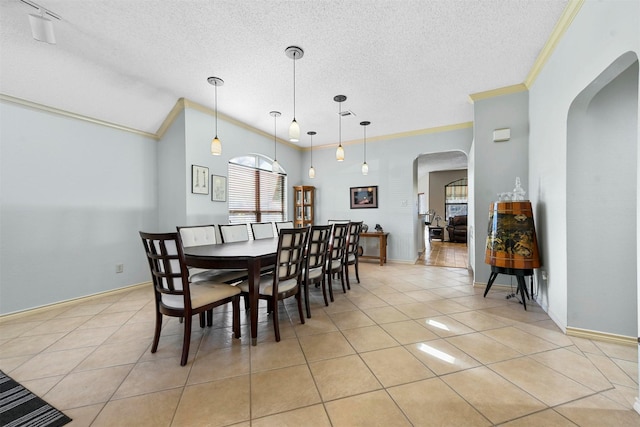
(228, 154), (287, 224)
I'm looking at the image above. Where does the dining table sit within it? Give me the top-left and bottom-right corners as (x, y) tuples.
(183, 237), (279, 346)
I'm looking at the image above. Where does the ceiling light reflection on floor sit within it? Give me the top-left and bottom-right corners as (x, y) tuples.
(427, 319), (450, 331)
(418, 343), (456, 364)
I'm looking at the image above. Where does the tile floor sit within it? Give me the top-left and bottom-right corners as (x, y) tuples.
(1, 262), (639, 426)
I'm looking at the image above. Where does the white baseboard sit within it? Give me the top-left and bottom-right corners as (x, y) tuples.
(0, 282), (150, 322)
(565, 326), (637, 347)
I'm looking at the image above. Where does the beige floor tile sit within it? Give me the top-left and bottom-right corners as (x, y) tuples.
(555, 394), (640, 426)
(394, 301), (443, 319)
(513, 320), (574, 347)
(379, 292), (421, 305)
(482, 326), (558, 354)
(570, 336), (607, 355)
(298, 331), (355, 362)
(63, 403), (104, 426)
(405, 339), (482, 375)
(491, 356), (595, 406)
(188, 344), (251, 384)
(341, 325), (399, 352)
(293, 311), (338, 336)
(92, 388), (182, 427)
(44, 365), (133, 410)
(0, 321), (47, 339)
(251, 364), (321, 418)
(388, 378), (490, 426)
(443, 366), (546, 424)
(74, 341), (149, 371)
(250, 337), (306, 372)
(251, 404), (332, 427)
(449, 310), (508, 331)
(499, 409), (578, 426)
(9, 347), (95, 382)
(325, 389), (412, 426)
(446, 332), (522, 364)
(20, 375), (64, 396)
(380, 319), (439, 344)
(360, 346), (434, 387)
(417, 314), (476, 337)
(403, 289), (441, 302)
(585, 352), (638, 388)
(21, 315), (93, 337)
(611, 358), (638, 385)
(173, 375), (251, 426)
(531, 347), (612, 392)
(309, 354), (381, 400)
(321, 297), (359, 314)
(112, 357), (191, 399)
(0, 333), (67, 359)
(327, 310), (375, 329)
(593, 341), (638, 362)
(76, 311), (137, 329)
(361, 306), (411, 324)
(347, 293), (388, 309)
(425, 298), (470, 314)
(45, 326), (119, 352)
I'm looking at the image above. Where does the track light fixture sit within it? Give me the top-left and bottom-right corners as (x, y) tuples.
(207, 76), (224, 155)
(21, 0), (60, 44)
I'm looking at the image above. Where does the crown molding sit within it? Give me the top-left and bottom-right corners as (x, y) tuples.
(525, 0), (585, 88)
(309, 121), (474, 151)
(0, 93), (158, 140)
(468, 84), (528, 103)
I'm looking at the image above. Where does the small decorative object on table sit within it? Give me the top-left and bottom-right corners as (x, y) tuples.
(375, 224), (383, 232)
(362, 224), (369, 232)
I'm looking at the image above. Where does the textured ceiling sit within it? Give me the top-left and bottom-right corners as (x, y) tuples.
(0, 0), (569, 148)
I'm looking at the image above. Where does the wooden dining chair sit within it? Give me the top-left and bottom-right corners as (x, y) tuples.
(238, 227), (309, 341)
(251, 222), (275, 240)
(177, 225), (247, 284)
(301, 224), (332, 318)
(219, 223), (250, 243)
(344, 221), (363, 289)
(326, 222), (349, 302)
(139, 231), (241, 366)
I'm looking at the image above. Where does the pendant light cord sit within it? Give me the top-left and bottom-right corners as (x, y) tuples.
(292, 51), (296, 120)
(214, 84), (218, 138)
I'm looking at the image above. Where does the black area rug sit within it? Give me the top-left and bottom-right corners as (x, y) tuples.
(0, 370), (71, 427)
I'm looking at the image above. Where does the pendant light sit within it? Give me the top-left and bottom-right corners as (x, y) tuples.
(285, 46), (304, 142)
(308, 131), (316, 178)
(360, 121), (370, 175)
(207, 76), (224, 155)
(270, 111), (281, 172)
(334, 95), (346, 161)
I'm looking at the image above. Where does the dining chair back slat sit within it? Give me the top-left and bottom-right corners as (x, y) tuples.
(274, 221), (294, 234)
(219, 224), (250, 243)
(344, 221), (363, 287)
(326, 222), (349, 301)
(251, 222), (275, 240)
(301, 224), (333, 317)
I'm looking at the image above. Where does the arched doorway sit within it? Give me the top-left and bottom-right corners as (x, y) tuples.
(566, 53), (638, 338)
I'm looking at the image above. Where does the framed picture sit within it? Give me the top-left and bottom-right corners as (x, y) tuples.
(211, 175), (227, 202)
(191, 165), (209, 194)
(350, 186), (378, 209)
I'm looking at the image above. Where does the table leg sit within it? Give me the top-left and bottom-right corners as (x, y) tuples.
(380, 235), (386, 265)
(248, 258), (261, 346)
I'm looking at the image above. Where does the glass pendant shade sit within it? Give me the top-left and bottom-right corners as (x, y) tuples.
(272, 159), (280, 172)
(211, 136), (222, 155)
(289, 119), (300, 142)
(307, 130), (316, 178)
(336, 145), (344, 161)
(207, 76), (224, 156)
(362, 162), (369, 175)
(308, 166), (315, 178)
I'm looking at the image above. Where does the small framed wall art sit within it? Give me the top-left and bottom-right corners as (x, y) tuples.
(211, 175), (227, 202)
(191, 165), (209, 194)
(350, 186), (378, 209)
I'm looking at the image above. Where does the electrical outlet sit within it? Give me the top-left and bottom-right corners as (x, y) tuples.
(116, 264), (124, 273)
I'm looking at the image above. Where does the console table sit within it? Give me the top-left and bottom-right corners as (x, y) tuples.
(428, 226), (444, 242)
(360, 232), (389, 266)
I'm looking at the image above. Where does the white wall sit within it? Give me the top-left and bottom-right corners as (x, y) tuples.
(0, 101), (157, 314)
(528, 0), (640, 330)
(299, 128), (472, 262)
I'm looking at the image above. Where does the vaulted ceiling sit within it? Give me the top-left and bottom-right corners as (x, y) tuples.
(0, 0), (569, 148)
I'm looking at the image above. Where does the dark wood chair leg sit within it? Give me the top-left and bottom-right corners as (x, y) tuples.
(296, 291), (305, 325)
(304, 281), (312, 318)
(321, 277), (329, 306)
(151, 311), (162, 353)
(272, 297), (280, 342)
(181, 315), (192, 366)
(232, 296), (241, 338)
(355, 260), (360, 283)
(327, 273), (335, 302)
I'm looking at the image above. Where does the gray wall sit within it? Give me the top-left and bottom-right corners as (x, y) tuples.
(528, 0), (639, 333)
(471, 90), (530, 286)
(0, 101), (157, 314)
(567, 60), (638, 337)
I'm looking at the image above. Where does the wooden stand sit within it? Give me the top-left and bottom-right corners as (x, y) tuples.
(484, 266), (533, 310)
